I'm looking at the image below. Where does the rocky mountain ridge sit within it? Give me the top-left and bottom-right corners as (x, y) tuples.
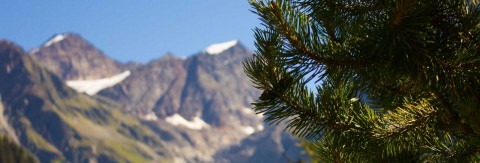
(29, 33), (124, 80)
(0, 33), (309, 162)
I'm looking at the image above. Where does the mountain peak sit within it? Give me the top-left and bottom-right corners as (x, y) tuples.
(0, 39), (24, 56)
(44, 34), (67, 47)
(42, 33), (87, 48)
(204, 40), (239, 55)
(31, 33), (122, 80)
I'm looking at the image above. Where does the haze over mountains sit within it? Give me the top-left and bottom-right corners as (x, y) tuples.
(0, 33), (307, 162)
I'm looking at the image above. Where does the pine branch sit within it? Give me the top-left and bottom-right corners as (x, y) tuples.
(250, 0), (366, 69)
(247, 0), (480, 161)
(373, 99), (437, 139)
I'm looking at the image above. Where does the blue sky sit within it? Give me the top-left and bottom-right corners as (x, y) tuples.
(0, 1), (260, 63)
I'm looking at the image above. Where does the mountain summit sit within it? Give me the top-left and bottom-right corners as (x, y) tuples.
(29, 33), (123, 80)
(43, 34), (67, 47)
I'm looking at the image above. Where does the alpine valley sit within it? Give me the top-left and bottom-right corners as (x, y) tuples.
(0, 33), (308, 163)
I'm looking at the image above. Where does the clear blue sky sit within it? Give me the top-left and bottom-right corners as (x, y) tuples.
(0, 1), (260, 63)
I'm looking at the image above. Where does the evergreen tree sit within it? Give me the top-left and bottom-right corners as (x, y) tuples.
(244, 0), (480, 161)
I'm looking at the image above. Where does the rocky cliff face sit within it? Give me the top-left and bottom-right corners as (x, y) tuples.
(99, 54), (186, 115)
(167, 43), (260, 127)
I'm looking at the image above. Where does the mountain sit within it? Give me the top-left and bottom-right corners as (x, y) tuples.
(0, 39), (174, 162)
(97, 40), (268, 162)
(4, 33), (308, 162)
(99, 41), (259, 125)
(215, 124), (310, 163)
(29, 33), (123, 80)
(160, 42), (260, 127)
(101, 39), (310, 162)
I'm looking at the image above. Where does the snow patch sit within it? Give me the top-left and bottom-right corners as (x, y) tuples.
(44, 34), (66, 47)
(165, 114), (209, 130)
(143, 112), (158, 121)
(29, 48), (40, 54)
(66, 70), (131, 95)
(242, 107), (254, 114)
(173, 157), (186, 163)
(242, 107), (264, 118)
(205, 40), (238, 55)
(256, 112), (264, 118)
(256, 124), (264, 131)
(241, 126), (255, 135)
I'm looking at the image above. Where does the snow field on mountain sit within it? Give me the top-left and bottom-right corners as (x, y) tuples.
(205, 40), (238, 55)
(66, 70), (131, 95)
(165, 114), (210, 130)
